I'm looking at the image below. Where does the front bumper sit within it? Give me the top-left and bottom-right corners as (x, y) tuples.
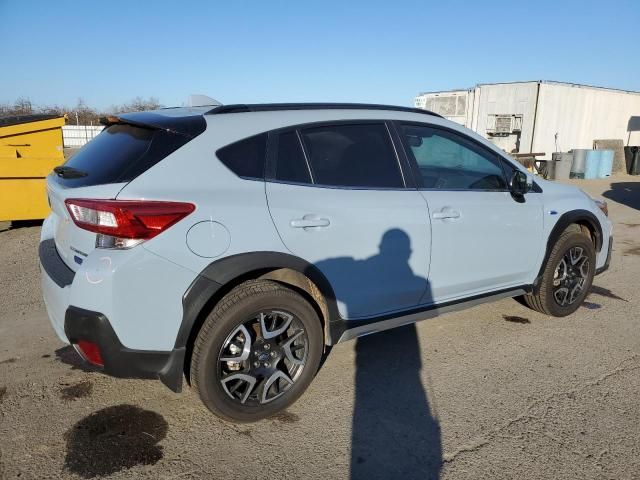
(64, 306), (185, 392)
(595, 235), (613, 275)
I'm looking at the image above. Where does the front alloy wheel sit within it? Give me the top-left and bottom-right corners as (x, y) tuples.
(552, 246), (590, 306)
(522, 226), (596, 317)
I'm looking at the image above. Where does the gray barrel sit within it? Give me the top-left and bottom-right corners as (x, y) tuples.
(551, 152), (573, 180)
(571, 149), (588, 178)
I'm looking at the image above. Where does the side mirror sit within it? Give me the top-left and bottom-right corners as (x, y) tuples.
(509, 170), (532, 196)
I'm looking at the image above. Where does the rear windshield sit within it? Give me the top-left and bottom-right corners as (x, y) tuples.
(51, 124), (191, 187)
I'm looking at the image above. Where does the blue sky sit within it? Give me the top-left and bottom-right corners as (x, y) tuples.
(1, 0), (638, 110)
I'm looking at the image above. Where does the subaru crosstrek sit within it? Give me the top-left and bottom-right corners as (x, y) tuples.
(40, 103), (613, 422)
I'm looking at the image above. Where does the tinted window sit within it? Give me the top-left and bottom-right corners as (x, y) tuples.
(217, 133), (267, 179)
(401, 124), (507, 190)
(275, 131), (311, 183)
(300, 123), (403, 188)
(51, 124), (189, 188)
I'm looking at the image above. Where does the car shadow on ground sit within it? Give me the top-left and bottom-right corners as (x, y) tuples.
(602, 182), (640, 211)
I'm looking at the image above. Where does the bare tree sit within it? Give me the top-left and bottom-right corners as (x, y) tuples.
(110, 96), (162, 114)
(0, 96), (164, 124)
(0, 97), (34, 116)
(13, 97), (33, 114)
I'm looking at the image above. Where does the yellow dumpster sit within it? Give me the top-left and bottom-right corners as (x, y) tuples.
(0, 114), (66, 221)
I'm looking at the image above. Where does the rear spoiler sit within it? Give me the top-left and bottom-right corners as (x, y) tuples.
(99, 111), (206, 138)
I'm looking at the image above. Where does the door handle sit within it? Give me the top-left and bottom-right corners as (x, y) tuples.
(432, 209), (461, 220)
(290, 216), (330, 228)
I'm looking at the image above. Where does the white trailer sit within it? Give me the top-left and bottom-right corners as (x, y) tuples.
(415, 81), (640, 160)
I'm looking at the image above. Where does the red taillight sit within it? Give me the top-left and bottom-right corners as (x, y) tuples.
(76, 340), (104, 367)
(64, 199), (195, 240)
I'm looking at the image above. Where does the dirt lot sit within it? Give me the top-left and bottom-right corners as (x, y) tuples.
(1, 176), (639, 479)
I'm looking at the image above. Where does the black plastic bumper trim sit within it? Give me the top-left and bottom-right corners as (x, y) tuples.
(596, 236), (613, 275)
(39, 239), (75, 288)
(64, 306), (184, 392)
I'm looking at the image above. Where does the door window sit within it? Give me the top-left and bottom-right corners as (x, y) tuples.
(274, 131), (312, 184)
(400, 124), (507, 190)
(299, 123), (404, 188)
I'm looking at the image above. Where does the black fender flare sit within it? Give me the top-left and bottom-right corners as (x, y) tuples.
(534, 209), (603, 288)
(174, 251), (341, 351)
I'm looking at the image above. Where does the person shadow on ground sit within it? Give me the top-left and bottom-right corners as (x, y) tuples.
(314, 229), (442, 479)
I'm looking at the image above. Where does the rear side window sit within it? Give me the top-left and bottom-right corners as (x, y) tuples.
(217, 133), (267, 179)
(52, 124), (188, 187)
(275, 131), (311, 184)
(299, 123), (404, 188)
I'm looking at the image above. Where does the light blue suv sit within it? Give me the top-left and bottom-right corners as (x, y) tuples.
(40, 103), (613, 421)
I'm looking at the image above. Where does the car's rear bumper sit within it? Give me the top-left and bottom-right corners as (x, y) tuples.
(64, 306), (185, 391)
(39, 235), (190, 392)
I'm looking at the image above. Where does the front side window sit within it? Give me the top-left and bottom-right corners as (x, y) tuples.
(400, 124), (507, 190)
(299, 123), (404, 188)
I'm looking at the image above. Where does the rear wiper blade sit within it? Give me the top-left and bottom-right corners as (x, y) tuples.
(53, 166), (88, 178)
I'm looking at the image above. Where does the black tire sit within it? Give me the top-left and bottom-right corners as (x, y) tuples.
(191, 279), (323, 422)
(523, 226), (596, 316)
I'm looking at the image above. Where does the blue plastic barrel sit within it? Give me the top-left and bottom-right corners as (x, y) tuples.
(584, 150), (600, 179)
(597, 150), (614, 178)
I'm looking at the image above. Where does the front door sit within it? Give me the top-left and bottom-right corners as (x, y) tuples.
(396, 122), (543, 303)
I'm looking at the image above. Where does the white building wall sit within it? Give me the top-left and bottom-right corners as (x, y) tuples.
(532, 83), (640, 158)
(414, 90), (469, 126)
(416, 81), (640, 160)
(473, 82), (538, 153)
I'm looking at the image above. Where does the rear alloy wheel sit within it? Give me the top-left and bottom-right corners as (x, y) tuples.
(523, 226), (596, 316)
(218, 310), (309, 405)
(191, 280), (322, 422)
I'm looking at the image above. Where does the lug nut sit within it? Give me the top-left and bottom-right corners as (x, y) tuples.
(263, 362), (270, 368)
(254, 361), (260, 367)
(264, 344), (270, 350)
(270, 351), (276, 357)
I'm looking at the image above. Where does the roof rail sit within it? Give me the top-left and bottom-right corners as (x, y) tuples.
(205, 103), (442, 118)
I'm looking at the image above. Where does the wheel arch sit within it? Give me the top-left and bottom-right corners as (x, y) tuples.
(176, 252), (340, 382)
(534, 209), (603, 289)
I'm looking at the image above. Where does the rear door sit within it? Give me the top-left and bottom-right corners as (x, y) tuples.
(396, 122), (543, 303)
(266, 121), (431, 319)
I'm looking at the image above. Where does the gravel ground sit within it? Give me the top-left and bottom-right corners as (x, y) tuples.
(0, 176), (639, 479)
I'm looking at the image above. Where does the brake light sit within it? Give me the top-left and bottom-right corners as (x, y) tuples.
(65, 199), (195, 248)
(76, 340), (104, 367)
